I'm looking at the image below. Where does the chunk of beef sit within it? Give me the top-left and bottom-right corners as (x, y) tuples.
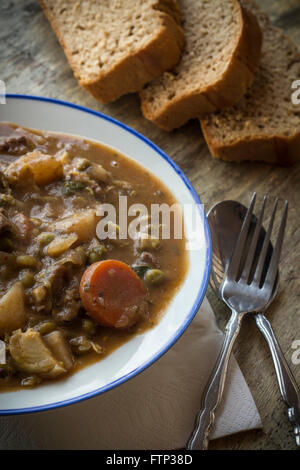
(11, 212), (32, 242)
(54, 276), (82, 322)
(53, 298), (81, 323)
(0, 171), (11, 194)
(36, 254), (84, 322)
(45, 260), (77, 293)
(0, 135), (29, 156)
(0, 208), (11, 235)
(138, 251), (159, 268)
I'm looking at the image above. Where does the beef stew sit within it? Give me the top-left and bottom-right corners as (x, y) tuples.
(0, 123), (188, 390)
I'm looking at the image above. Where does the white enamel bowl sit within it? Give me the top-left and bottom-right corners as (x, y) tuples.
(0, 95), (211, 414)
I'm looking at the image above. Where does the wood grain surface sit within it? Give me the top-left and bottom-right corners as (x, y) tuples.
(0, 0), (300, 450)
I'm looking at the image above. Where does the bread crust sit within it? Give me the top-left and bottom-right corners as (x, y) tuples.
(201, 0), (300, 165)
(38, 0), (185, 103)
(140, 2), (263, 131)
(201, 124), (300, 165)
(82, 13), (185, 103)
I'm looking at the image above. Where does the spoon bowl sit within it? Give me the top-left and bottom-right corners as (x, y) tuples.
(207, 199), (278, 307)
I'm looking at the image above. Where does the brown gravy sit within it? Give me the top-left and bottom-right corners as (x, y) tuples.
(0, 123), (188, 391)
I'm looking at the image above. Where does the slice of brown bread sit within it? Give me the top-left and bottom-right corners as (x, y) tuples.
(38, 0), (184, 103)
(201, 0), (300, 165)
(139, 0), (262, 131)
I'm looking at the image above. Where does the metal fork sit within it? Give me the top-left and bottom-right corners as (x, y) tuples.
(187, 194), (300, 449)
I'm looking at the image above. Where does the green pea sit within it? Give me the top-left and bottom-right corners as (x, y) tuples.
(139, 237), (160, 251)
(38, 232), (55, 245)
(19, 270), (35, 288)
(76, 158), (91, 171)
(31, 228), (40, 237)
(86, 187), (94, 196)
(82, 319), (96, 336)
(144, 269), (165, 286)
(16, 255), (37, 268)
(0, 194), (15, 207)
(88, 245), (107, 264)
(31, 218), (42, 227)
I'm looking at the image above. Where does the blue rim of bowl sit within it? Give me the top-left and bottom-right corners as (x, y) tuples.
(1, 94), (212, 415)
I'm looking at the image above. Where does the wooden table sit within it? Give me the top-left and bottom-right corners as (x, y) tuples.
(1, 0), (299, 450)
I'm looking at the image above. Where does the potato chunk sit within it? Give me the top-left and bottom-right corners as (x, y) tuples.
(9, 329), (66, 378)
(43, 330), (74, 370)
(53, 210), (97, 242)
(0, 283), (27, 337)
(5, 151), (63, 185)
(47, 233), (78, 257)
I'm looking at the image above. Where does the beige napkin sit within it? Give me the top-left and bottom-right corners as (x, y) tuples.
(0, 297), (261, 449)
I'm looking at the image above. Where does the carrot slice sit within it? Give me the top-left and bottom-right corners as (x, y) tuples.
(80, 260), (148, 328)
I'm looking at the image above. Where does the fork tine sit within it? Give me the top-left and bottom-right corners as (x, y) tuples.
(264, 201), (288, 288)
(227, 192), (256, 280)
(253, 198), (278, 285)
(242, 195), (267, 283)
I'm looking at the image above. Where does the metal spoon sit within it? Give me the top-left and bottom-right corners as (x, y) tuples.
(206, 198), (300, 448)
